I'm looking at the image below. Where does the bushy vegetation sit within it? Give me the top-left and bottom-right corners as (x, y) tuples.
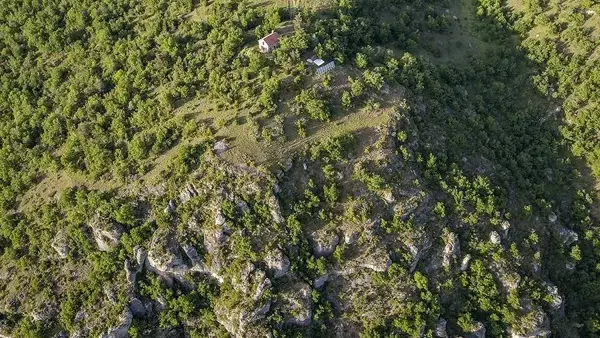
(1, 0), (600, 337)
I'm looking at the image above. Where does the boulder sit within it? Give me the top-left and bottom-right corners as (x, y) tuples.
(214, 293), (271, 337)
(280, 282), (313, 326)
(234, 262), (256, 294)
(545, 283), (564, 313)
(179, 184), (199, 204)
(30, 300), (58, 322)
(310, 230), (340, 258)
(215, 209), (227, 227)
(460, 254), (472, 271)
(407, 239), (433, 273)
(51, 229), (70, 259)
(442, 232), (460, 269)
(268, 196), (284, 224)
(146, 229), (190, 285)
(129, 298), (146, 318)
(100, 307), (132, 338)
(465, 321), (486, 338)
(501, 220), (511, 237)
(381, 190), (396, 204)
(251, 270), (272, 302)
(313, 273), (331, 289)
(490, 231), (501, 245)
(557, 227), (578, 247)
(265, 249), (290, 279)
(124, 260), (137, 287)
(343, 231), (358, 245)
(356, 248), (391, 272)
(181, 244), (202, 267)
(134, 246), (147, 272)
(163, 199), (176, 214)
(213, 141), (229, 155)
(435, 318), (448, 338)
(89, 214), (123, 252)
(509, 308), (550, 338)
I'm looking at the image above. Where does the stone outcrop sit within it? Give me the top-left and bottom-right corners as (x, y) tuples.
(89, 213), (123, 252)
(51, 229), (70, 259)
(442, 231), (460, 269)
(490, 231), (501, 245)
(99, 307), (132, 338)
(465, 321), (486, 338)
(129, 298), (146, 318)
(124, 259), (137, 292)
(279, 282), (312, 326)
(460, 254), (472, 271)
(179, 184), (199, 204)
(213, 141), (229, 156)
(407, 238), (433, 273)
(355, 247), (391, 272)
(435, 318), (448, 338)
(134, 246), (147, 271)
(146, 229), (190, 286)
(30, 300), (58, 322)
(264, 249), (290, 279)
(213, 263), (273, 337)
(163, 200), (176, 214)
(268, 196), (284, 224)
(556, 227), (578, 247)
(508, 307), (550, 338)
(544, 282), (564, 313)
(310, 229), (339, 258)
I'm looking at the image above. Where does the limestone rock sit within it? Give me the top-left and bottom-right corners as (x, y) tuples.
(213, 140), (229, 155)
(89, 213), (123, 252)
(268, 196), (284, 224)
(460, 254), (472, 271)
(310, 230), (340, 258)
(124, 259), (137, 286)
(509, 307), (550, 338)
(501, 220), (511, 237)
(129, 298), (146, 318)
(214, 293), (271, 337)
(313, 273), (331, 289)
(356, 248), (391, 272)
(100, 307), (132, 338)
(134, 246), (147, 272)
(215, 209), (227, 227)
(30, 300), (58, 322)
(545, 283), (564, 313)
(435, 318), (448, 338)
(146, 229), (190, 285)
(465, 321), (486, 338)
(51, 229), (70, 259)
(179, 184), (199, 204)
(442, 232), (460, 269)
(252, 270), (272, 302)
(265, 249), (290, 279)
(344, 231), (358, 245)
(163, 199), (176, 214)
(407, 239), (433, 273)
(557, 227), (578, 246)
(490, 231), (501, 245)
(181, 244), (202, 267)
(280, 282), (313, 326)
(381, 190), (396, 204)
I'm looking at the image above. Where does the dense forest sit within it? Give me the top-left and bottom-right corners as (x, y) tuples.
(0, 0), (599, 337)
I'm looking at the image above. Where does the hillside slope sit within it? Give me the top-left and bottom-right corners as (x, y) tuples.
(1, 0), (600, 337)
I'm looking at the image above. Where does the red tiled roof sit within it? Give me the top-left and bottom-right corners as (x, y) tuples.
(261, 32), (280, 46)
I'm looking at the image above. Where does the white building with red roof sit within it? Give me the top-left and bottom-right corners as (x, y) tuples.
(258, 31), (280, 53)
